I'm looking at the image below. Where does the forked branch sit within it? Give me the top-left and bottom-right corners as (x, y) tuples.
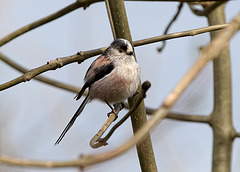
(0, 9), (239, 170)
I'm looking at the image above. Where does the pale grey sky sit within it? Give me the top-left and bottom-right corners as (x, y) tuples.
(0, 1), (240, 172)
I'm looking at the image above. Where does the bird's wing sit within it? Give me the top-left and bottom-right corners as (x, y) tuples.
(74, 55), (114, 101)
(55, 56), (115, 145)
(85, 55), (115, 85)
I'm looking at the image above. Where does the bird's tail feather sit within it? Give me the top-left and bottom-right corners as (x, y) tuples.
(55, 93), (90, 145)
(74, 85), (88, 100)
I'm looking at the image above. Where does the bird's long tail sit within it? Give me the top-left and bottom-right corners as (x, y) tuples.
(54, 93), (90, 145)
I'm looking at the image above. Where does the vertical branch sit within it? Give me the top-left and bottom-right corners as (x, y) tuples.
(104, 0), (158, 171)
(206, 4), (235, 172)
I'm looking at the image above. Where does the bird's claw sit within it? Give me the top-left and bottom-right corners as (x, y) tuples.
(107, 110), (118, 121)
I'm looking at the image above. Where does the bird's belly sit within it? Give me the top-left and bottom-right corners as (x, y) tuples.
(89, 67), (140, 103)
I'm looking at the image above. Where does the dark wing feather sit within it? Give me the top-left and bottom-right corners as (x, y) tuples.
(92, 62), (114, 83)
(74, 56), (114, 101)
(55, 56), (115, 145)
(84, 55), (114, 86)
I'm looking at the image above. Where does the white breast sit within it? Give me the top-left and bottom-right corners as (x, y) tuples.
(89, 60), (140, 103)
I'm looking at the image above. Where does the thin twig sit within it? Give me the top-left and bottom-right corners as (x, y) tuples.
(97, 81), (151, 146)
(0, 52), (81, 94)
(188, 1), (227, 16)
(133, 23), (228, 47)
(146, 108), (210, 123)
(0, 11), (239, 169)
(127, 0), (225, 1)
(0, 24), (227, 91)
(90, 103), (124, 148)
(0, 0), (102, 47)
(0, 0), (223, 46)
(0, 52), (210, 124)
(166, 112), (210, 123)
(0, 48), (106, 91)
(157, 2), (183, 52)
(235, 133), (240, 138)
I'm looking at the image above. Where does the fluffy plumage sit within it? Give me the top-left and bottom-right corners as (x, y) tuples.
(55, 38), (140, 145)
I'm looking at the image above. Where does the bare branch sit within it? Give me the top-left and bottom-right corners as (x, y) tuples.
(90, 103), (124, 148)
(0, 0), (102, 47)
(0, 52), (81, 94)
(133, 23), (228, 47)
(147, 108), (210, 123)
(0, 48), (106, 91)
(235, 133), (240, 138)
(0, 24), (227, 91)
(0, 10), (239, 170)
(158, 2), (183, 52)
(127, 0), (228, 2)
(188, 1), (227, 16)
(166, 112), (210, 123)
(207, 4), (236, 172)
(2, 52), (210, 125)
(97, 81), (151, 147)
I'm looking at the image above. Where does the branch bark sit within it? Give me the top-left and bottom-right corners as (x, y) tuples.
(0, 10), (239, 169)
(0, 24), (227, 91)
(0, 52), (81, 94)
(0, 0), (102, 47)
(105, 0), (158, 171)
(206, 4), (236, 172)
(0, 49), (105, 91)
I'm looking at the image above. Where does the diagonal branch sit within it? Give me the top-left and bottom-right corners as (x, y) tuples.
(89, 103), (124, 149)
(133, 23), (228, 47)
(158, 2), (183, 52)
(0, 52), (80, 94)
(0, 53), (210, 125)
(0, 24), (227, 91)
(90, 81), (151, 148)
(235, 133), (240, 138)
(105, 0), (157, 171)
(0, 0), (102, 47)
(0, 10), (239, 170)
(166, 112), (210, 123)
(188, 1), (227, 16)
(147, 107), (210, 123)
(0, 48), (105, 91)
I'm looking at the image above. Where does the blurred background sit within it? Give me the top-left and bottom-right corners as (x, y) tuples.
(0, 0), (240, 171)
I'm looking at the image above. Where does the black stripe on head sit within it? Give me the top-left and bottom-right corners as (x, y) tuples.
(110, 39), (128, 52)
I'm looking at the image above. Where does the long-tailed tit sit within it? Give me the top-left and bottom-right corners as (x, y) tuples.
(55, 38), (140, 145)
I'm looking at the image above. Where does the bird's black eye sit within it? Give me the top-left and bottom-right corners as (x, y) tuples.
(119, 49), (123, 53)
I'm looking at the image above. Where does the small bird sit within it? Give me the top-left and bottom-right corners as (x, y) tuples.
(55, 38), (140, 145)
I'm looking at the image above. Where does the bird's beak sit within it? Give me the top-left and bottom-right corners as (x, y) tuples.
(127, 51), (134, 55)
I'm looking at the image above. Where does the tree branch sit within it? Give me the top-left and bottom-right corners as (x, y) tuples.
(188, 1), (227, 16)
(90, 81), (151, 148)
(0, 53), (210, 125)
(0, 48), (105, 91)
(158, 2), (183, 52)
(0, 24), (227, 91)
(206, 4), (236, 172)
(97, 81), (151, 147)
(147, 107), (210, 123)
(133, 23), (228, 47)
(0, 52), (81, 94)
(127, 0), (227, 2)
(0, 10), (239, 170)
(234, 133), (240, 138)
(90, 103), (124, 148)
(166, 112), (210, 123)
(0, 0), (102, 47)
(105, 0), (158, 171)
